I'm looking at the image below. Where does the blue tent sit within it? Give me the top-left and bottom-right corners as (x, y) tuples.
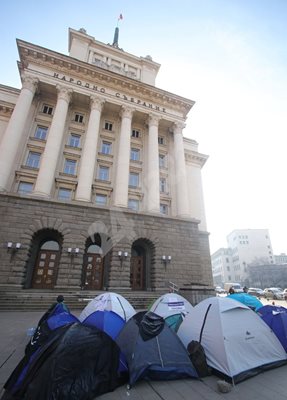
(228, 292), (263, 311)
(82, 310), (125, 340)
(257, 305), (287, 352)
(116, 311), (198, 386)
(82, 310), (128, 372)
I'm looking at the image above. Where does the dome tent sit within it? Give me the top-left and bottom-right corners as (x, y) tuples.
(177, 296), (287, 383)
(116, 311), (198, 387)
(79, 292), (136, 322)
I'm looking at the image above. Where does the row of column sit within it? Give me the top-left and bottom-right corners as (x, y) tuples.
(0, 76), (190, 217)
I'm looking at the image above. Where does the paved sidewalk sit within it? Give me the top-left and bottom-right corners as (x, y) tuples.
(1, 311), (287, 399)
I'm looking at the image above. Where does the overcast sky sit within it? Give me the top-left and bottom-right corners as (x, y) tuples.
(1, 0), (287, 254)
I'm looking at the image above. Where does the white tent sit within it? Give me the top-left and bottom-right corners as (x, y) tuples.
(149, 293), (193, 318)
(177, 296), (287, 382)
(79, 292), (136, 322)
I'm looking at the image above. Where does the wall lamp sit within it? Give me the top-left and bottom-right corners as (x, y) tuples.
(118, 250), (128, 260)
(7, 242), (22, 251)
(162, 255), (172, 267)
(67, 247), (80, 255)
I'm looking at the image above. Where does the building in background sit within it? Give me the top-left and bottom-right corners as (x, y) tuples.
(211, 229), (274, 287)
(274, 253), (287, 265)
(0, 27), (213, 300)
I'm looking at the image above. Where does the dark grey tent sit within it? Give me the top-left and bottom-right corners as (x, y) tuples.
(2, 323), (121, 400)
(116, 311), (198, 386)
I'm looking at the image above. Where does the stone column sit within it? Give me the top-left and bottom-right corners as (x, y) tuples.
(0, 76), (38, 191)
(75, 96), (104, 202)
(113, 107), (134, 207)
(146, 114), (160, 213)
(33, 85), (72, 197)
(173, 122), (190, 217)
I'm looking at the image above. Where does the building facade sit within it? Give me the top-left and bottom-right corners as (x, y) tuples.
(0, 28), (213, 296)
(211, 248), (233, 286)
(211, 229), (274, 286)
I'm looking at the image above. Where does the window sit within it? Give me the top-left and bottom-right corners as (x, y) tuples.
(34, 126), (48, 140)
(101, 141), (111, 155)
(98, 166), (109, 181)
(129, 172), (139, 187)
(131, 129), (140, 138)
(160, 177), (166, 193)
(158, 136), (164, 145)
(159, 154), (166, 168)
(18, 182), (33, 194)
(68, 133), (81, 148)
(104, 121), (113, 131)
(58, 188), (72, 201)
(128, 199), (139, 211)
(42, 104), (53, 115)
(160, 203), (168, 215)
(74, 113), (84, 123)
(63, 159), (76, 175)
(95, 194), (107, 205)
(26, 152), (41, 168)
(130, 148), (140, 161)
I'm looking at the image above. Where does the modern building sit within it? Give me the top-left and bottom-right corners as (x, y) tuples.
(211, 229), (274, 286)
(274, 253), (287, 265)
(211, 248), (233, 286)
(0, 27), (213, 300)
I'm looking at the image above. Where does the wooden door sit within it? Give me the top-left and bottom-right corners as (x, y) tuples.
(32, 250), (59, 289)
(130, 255), (144, 290)
(83, 254), (104, 290)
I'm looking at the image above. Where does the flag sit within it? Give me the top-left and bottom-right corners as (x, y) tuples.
(118, 14), (123, 20)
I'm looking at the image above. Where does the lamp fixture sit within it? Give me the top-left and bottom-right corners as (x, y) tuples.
(118, 250), (128, 261)
(7, 242), (22, 251)
(162, 255), (172, 266)
(67, 247), (80, 255)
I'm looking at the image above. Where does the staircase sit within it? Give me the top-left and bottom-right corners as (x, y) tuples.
(0, 288), (163, 312)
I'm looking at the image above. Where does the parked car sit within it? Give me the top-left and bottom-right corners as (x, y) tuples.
(247, 287), (264, 297)
(263, 287), (285, 300)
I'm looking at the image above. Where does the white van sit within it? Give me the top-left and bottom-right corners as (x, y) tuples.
(224, 282), (242, 293)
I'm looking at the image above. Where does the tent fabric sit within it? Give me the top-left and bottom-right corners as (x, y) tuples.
(2, 323), (121, 400)
(79, 292), (136, 322)
(82, 310), (125, 340)
(177, 296), (287, 383)
(2, 307), (80, 399)
(116, 311), (198, 386)
(228, 292), (263, 311)
(149, 293), (193, 332)
(82, 310), (128, 373)
(149, 293), (193, 317)
(257, 305), (287, 352)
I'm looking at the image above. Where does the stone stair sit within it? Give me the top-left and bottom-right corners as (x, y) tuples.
(0, 288), (163, 312)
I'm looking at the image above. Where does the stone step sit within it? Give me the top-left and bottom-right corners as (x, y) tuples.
(0, 288), (162, 311)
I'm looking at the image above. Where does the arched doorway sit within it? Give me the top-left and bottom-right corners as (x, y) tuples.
(31, 240), (60, 289)
(83, 236), (104, 290)
(130, 239), (154, 290)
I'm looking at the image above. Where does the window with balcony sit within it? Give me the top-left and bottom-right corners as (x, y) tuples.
(159, 154), (166, 168)
(160, 177), (166, 193)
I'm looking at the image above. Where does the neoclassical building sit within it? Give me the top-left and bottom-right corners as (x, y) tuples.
(0, 27), (213, 297)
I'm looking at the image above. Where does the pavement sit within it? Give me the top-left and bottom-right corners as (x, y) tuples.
(1, 300), (287, 399)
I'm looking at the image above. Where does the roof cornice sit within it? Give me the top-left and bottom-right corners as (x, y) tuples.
(16, 39), (195, 117)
